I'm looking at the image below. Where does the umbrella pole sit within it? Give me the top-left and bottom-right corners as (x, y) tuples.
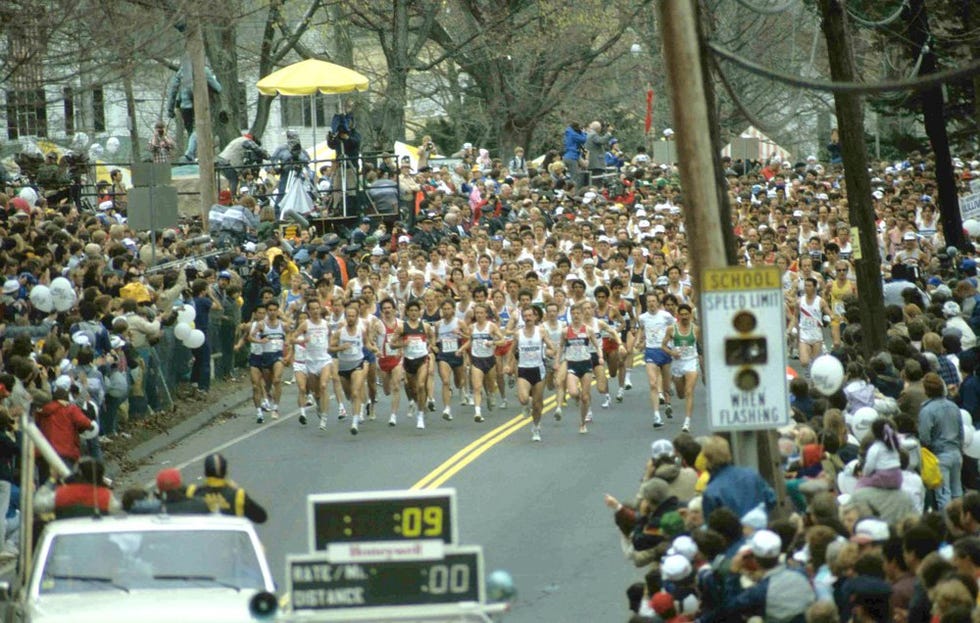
(312, 94), (318, 189)
(338, 98), (348, 218)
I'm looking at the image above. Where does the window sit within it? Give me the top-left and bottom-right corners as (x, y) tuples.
(5, 88), (48, 139)
(63, 87), (75, 135)
(92, 87), (105, 132)
(279, 93), (327, 128)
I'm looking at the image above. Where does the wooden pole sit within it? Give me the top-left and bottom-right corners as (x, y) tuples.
(188, 17), (216, 222)
(658, 0), (788, 515)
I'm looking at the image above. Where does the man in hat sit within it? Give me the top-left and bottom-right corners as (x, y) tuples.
(412, 215), (438, 252)
(186, 453), (267, 523)
(350, 216), (373, 246)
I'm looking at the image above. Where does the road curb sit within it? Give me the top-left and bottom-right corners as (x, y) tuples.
(117, 386), (254, 468)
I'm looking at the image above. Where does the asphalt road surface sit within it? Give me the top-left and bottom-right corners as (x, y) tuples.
(121, 362), (708, 623)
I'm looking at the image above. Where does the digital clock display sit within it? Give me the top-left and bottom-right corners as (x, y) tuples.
(308, 489), (457, 550)
(288, 548), (484, 610)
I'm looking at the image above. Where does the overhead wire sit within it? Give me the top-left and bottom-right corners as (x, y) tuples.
(731, 0), (797, 16)
(846, 0), (907, 29)
(708, 40), (980, 94)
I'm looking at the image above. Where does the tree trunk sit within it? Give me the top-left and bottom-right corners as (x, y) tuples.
(204, 23), (243, 150)
(907, 0), (964, 251)
(816, 0), (886, 357)
(497, 118), (537, 161)
(251, 95), (274, 142)
(377, 0), (409, 146)
(123, 70), (141, 161)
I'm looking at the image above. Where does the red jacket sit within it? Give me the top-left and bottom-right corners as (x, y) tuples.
(35, 400), (93, 462)
(54, 483), (113, 517)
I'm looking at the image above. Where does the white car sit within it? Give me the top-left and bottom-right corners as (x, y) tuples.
(3, 514), (277, 623)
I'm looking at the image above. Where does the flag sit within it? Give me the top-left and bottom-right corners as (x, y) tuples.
(645, 89), (654, 135)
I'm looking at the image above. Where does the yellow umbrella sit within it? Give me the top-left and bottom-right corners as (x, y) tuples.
(256, 59), (369, 96)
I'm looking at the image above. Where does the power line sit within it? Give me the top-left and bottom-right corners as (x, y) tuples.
(708, 39), (980, 93)
(731, 0), (797, 16)
(846, 0), (906, 28)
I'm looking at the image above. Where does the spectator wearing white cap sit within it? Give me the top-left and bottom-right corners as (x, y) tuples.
(942, 300), (976, 349)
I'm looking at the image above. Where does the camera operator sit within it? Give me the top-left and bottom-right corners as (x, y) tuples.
(216, 133), (270, 196)
(327, 99), (361, 211)
(271, 130), (310, 205)
(148, 120), (177, 164)
(585, 120), (614, 187)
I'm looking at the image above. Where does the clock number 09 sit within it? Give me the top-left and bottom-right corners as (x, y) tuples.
(427, 563), (470, 595)
(401, 506), (443, 538)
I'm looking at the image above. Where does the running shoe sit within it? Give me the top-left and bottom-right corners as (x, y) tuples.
(271, 409), (280, 420)
(616, 388), (624, 403)
(416, 415), (426, 430)
(664, 403), (673, 419)
(460, 391), (470, 406)
(426, 397), (436, 412)
(261, 398), (271, 411)
(338, 404), (348, 420)
(585, 409), (593, 423)
(306, 393), (315, 407)
(601, 395), (611, 408)
(486, 392), (494, 411)
(624, 375), (633, 390)
(498, 399), (507, 409)
(681, 418), (691, 433)
(653, 413), (664, 428)
(367, 401), (376, 421)
(579, 424), (588, 434)
(442, 407), (453, 422)
(554, 407), (562, 421)
(388, 413), (397, 426)
(350, 420), (359, 435)
(299, 412), (307, 426)
(508, 376), (516, 389)
(657, 392), (665, 404)
(474, 411), (485, 423)
(318, 415), (327, 431)
(407, 401), (417, 419)
(256, 413), (264, 424)
(532, 427), (542, 442)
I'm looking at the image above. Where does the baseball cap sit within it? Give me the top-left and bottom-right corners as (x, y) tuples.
(398, 235), (411, 244)
(204, 453), (228, 478)
(741, 504), (768, 531)
(156, 468), (183, 492)
(361, 216), (372, 224)
(2, 280), (18, 295)
(371, 247), (385, 256)
(650, 592), (675, 616)
(943, 301), (961, 317)
(849, 406), (878, 439)
(582, 258), (595, 266)
(749, 529), (782, 558)
(638, 219), (651, 229)
(218, 270), (232, 280)
(902, 231), (917, 241)
(851, 518), (890, 544)
(660, 554), (692, 581)
(54, 375), (73, 392)
(71, 333), (92, 347)
(109, 335), (126, 350)
(669, 535), (698, 562)
(650, 439), (675, 461)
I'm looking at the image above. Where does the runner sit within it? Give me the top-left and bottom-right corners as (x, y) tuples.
(326, 298), (349, 420)
(469, 303), (506, 423)
(797, 277), (833, 370)
(377, 298), (405, 426)
(594, 285), (629, 403)
(608, 278), (636, 393)
(395, 300), (435, 429)
(515, 305), (556, 442)
(661, 303), (701, 433)
(244, 304), (268, 424)
(358, 285), (383, 420)
(250, 300), (287, 422)
(636, 292), (675, 428)
(330, 301), (375, 435)
(558, 302), (603, 434)
(287, 308), (310, 425)
(421, 291), (442, 413)
(825, 260), (856, 349)
(542, 301), (568, 421)
(584, 300), (621, 413)
(434, 298), (469, 422)
(291, 299), (334, 430)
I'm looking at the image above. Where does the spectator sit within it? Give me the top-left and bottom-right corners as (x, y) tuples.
(700, 435), (777, 520)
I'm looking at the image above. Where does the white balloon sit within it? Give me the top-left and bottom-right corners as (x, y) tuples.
(49, 277), (72, 295)
(106, 137), (121, 154)
(176, 305), (196, 324)
(17, 186), (37, 206)
(810, 355), (844, 396)
(29, 285), (53, 313)
(962, 409), (975, 448)
(72, 132), (90, 150)
(964, 219), (980, 239)
(52, 287), (76, 312)
(174, 322), (192, 341)
(965, 433), (980, 460)
(182, 329), (205, 349)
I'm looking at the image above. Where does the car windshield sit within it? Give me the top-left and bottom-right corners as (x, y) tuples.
(39, 529), (265, 594)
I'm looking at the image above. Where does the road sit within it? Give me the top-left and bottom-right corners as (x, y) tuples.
(120, 363), (708, 623)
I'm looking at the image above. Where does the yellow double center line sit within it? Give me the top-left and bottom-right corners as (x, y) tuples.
(411, 354), (644, 490)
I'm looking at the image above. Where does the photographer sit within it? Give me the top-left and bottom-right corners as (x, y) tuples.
(417, 135), (438, 172)
(585, 120), (614, 186)
(148, 120), (177, 164)
(216, 133), (269, 195)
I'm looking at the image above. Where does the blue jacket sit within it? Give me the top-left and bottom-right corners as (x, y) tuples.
(701, 565), (813, 623)
(562, 126), (587, 161)
(702, 463), (777, 520)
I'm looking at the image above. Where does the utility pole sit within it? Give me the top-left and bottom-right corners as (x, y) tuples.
(658, 0), (787, 514)
(187, 15), (216, 222)
(906, 0), (965, 251)
(816, 0), (886, 357)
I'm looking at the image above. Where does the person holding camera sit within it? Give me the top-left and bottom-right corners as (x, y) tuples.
(148, 120), (177, 164)
(585, 120), (614, 186)
(417, 135), (438, 172)
(562, 121), (588, 188)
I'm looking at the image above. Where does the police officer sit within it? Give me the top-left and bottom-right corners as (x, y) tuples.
(186, 453), (268, 523)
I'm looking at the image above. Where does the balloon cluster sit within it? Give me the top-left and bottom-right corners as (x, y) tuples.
(173, 304), (205, 349)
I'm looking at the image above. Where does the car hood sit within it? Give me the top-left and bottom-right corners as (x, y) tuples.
(27, 588), (264, 623)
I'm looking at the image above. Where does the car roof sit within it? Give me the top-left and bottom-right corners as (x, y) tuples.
(40, 514), (257, 536)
